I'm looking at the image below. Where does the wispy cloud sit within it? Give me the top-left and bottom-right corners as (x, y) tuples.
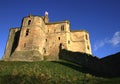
(94, 39), (107, 51)
(94, 31), (120, 51)
(109, 31), (120, 46)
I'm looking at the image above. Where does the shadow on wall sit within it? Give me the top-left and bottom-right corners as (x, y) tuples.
(11, 30), (20, 55)
(58, 44), (120, 78)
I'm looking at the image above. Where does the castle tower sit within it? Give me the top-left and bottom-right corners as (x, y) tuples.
(67, 30), (92, 54)
(10, 14), (48, 61)
(16, 15), (45, 51)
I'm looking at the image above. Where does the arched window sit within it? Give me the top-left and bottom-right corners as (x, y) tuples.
(28, 20), (31, 25)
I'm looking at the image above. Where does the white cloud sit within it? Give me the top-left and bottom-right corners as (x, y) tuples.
(94, 39), (106, 51)
(94, 31), (120, 51)
(109, 31), (120, 46)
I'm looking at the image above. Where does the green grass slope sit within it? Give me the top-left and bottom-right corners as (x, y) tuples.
(0, 61), (120, 84)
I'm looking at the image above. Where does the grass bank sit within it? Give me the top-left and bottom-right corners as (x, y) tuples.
(0, 61), (120, 84)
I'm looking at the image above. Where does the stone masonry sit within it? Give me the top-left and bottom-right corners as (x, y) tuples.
(2, 12), (92, 61)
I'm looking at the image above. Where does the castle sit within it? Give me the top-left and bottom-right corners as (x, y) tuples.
(2, 12), (92, 61)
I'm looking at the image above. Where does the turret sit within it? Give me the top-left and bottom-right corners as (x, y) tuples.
(44, 11), (49, 23)
(16, 14), (46, 55)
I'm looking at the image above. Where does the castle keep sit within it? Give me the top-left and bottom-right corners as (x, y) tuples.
(3, 12), (92, 61)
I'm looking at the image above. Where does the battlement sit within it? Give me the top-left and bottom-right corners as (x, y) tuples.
(46, 20), (70, 24)
(71, 30), (88, 33)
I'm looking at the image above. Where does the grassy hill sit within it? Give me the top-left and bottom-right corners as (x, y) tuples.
(0, 60), (120, 84)
(101, 52), (120, 65)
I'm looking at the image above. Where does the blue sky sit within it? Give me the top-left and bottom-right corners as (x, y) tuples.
(0, 0), (120, 59)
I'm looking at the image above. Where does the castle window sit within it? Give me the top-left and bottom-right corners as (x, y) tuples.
(46, 39), (47, 42)
(28, 20), (31, 25)
(61, 25), (64, 31)
(86, 34), (88, 40)
(26, 29), (29, 36)
(43, 48), (46, 54)
(68, 40), (70, 44)
(54, 29), (56, 32)
(24, 43), (26, 48)
(87, 45), (89, 50)
(58, 37), (60, 40)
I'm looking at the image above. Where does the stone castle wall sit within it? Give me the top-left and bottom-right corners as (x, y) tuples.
(3, 28), (20, 60)
(68, 30), (92, 54)
(3, 13), (92, 61)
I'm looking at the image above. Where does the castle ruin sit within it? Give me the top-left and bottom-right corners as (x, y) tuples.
(2, 12), (92, 61)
